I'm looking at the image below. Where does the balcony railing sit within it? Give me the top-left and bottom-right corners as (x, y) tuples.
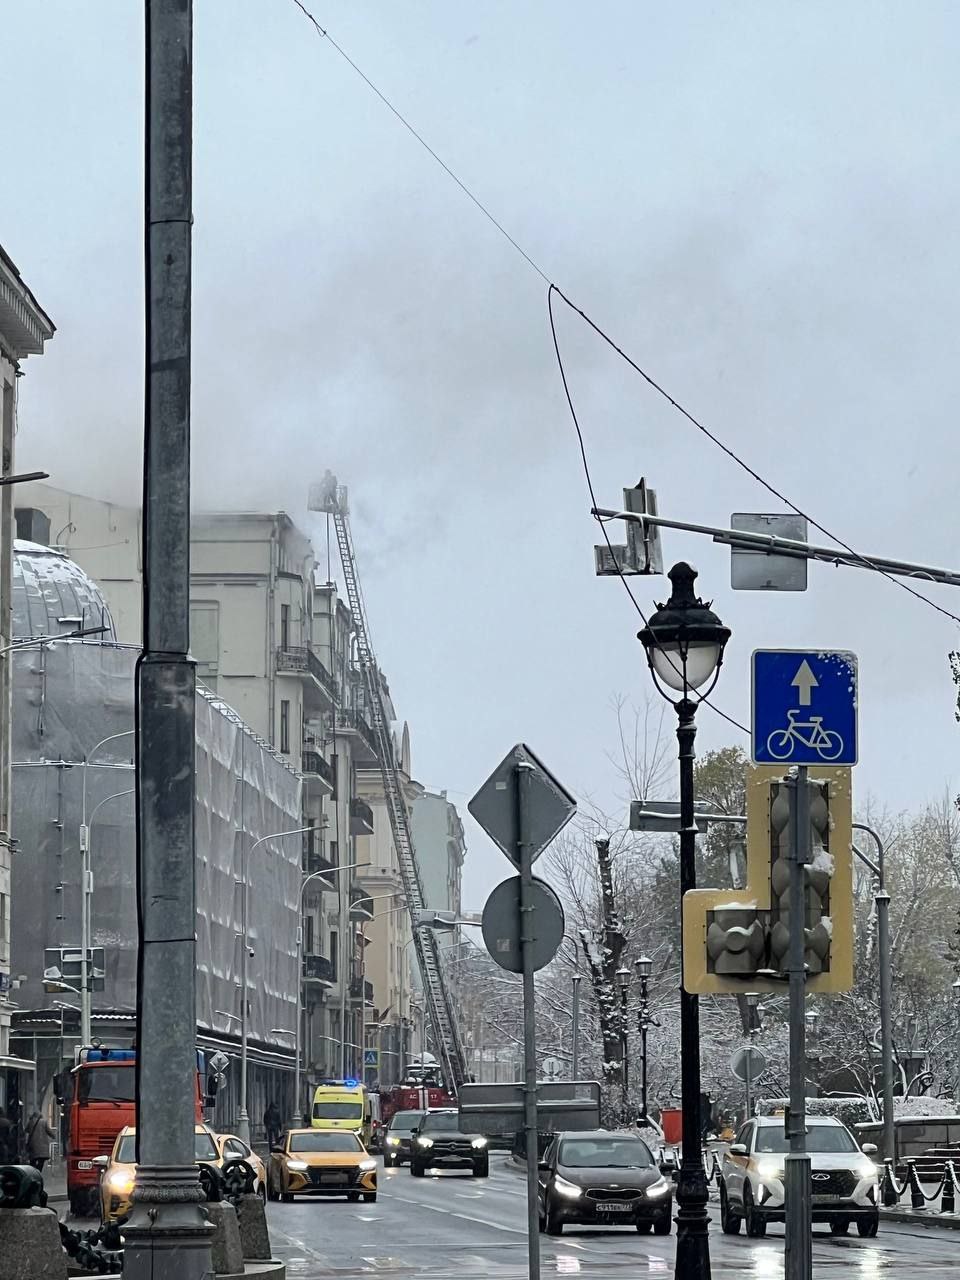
(349, 796), (374, 836)
(302, 849), (337, 880)
(349, 889), (374, 921)
(336, 708), (380, 759)
(303, 953), (336, 985)
(349, 977), (374, 1004)
(302, 749), (336, 793)
(276, 645), (339, 702)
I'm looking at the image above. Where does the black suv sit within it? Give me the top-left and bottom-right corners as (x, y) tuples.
(410, 1109), (489, 1178)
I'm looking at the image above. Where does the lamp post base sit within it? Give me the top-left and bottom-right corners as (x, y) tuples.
(236, 1110), (251, 1146)
(675, 1160), (711, 1280)
(121, 1165), (213, 1280)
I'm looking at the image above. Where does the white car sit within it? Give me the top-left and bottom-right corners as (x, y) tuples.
(719, 1115), (880, 1238)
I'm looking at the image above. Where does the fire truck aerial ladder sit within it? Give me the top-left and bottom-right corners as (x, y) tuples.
(308, 473), (468, 1093)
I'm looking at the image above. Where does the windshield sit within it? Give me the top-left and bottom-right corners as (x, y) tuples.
(77, 1066), (136, 1104)
(559, 1138), (654, 1169)
(755, 1124), (858, 1154)
(312, 1102), (362, 1120)
(389, 1111), (424, 1132)
(421, 1112), (460, 1133)
(116, 1132), (218, 1163)
(290, 1131), (362, 1153)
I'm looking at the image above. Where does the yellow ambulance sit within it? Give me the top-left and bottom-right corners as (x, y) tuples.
(311, 1080), (373, 1146)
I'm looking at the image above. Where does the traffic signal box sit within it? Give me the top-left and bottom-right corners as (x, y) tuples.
(682, 765), (853, 996)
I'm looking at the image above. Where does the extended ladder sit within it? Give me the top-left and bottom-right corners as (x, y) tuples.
(316, 479), (468, 1092)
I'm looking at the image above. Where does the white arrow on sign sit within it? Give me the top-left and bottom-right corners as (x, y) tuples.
(791, 659), (819, 707)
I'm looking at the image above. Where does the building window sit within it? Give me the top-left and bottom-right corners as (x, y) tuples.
(329, 931), (339, 982)
(280, 700), (290, 754)
(304, 818), (316, 856)
(305, 915), (315, 955)
(190, 602), (220, 687)
(280, 603), (290, 651)
(329, 840), (338, 867)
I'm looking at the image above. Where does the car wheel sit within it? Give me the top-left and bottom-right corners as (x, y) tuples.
(385, 1155), (397, 1169)
(653, 1213), (671, 1236)
(857, 1214), (879, 1238)
(363, 1192), (377, 1203)
(411, 1162), (425, 1178)
(719, 1181), (742, 1236)
(280, 1193), (294, 1204)
(743, 1184), (766, 1239)
(68, 1191), (85, 1218)
(830, 1218), (850, 1236)
(545, 1196), (563, 1236)
(636, 1220), (652, 1234)
(473, 1161), (489, 1178)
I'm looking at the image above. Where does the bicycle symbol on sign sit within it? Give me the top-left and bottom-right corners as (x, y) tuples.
(765, 709), (844, 762)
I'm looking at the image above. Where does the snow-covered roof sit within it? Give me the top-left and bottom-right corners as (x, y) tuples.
(12, 540), (117, 642)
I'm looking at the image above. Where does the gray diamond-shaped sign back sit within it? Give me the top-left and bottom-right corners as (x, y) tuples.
(468, 743), (577, 868)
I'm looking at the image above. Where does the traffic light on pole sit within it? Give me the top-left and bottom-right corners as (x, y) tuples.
(682, 765), (853, 995)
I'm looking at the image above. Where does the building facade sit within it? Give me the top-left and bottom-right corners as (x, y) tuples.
(7, 543), (302, 1133)
(13, 485), (425, 1108)
(0, 247), (54, 1116)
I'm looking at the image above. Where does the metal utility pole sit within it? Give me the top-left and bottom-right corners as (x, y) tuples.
(123, 3), (212, 1276)
(784, 769), (812, 1280)
(571, 974), (581, 1080)
(516, 760), (541, 1280)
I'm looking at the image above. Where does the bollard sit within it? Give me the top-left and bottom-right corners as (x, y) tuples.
(0, 1207), (68, 1280)
(908, 1160), (925, 1210)
(882, 1159), (900, 1208)
(204, 1201), (244, 1276)
(943, 1162), (957, 1215)
(236, 1193), (272, 1261)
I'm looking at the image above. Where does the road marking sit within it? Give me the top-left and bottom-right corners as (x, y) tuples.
(385, 1189), (527, 1234)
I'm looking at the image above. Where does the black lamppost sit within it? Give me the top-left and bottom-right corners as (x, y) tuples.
(639, 562), (730, 1280)
(635, 955), (654, 1125)
(617, 966), (630, 1122)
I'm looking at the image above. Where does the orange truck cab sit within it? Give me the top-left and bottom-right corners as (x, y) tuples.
(66, 1046), (205, 1217)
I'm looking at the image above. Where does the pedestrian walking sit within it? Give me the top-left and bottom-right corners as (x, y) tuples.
(263, 1100), (282, 1150)
(25, 1111), (56, 1172)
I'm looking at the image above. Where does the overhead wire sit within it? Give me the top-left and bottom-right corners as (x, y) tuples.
(289, 0), (960, 647)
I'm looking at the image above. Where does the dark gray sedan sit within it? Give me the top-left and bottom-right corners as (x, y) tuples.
(537, 1131), (672, 1236)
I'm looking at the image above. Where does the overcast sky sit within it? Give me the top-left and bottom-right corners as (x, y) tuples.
(5, 2), (960, 907)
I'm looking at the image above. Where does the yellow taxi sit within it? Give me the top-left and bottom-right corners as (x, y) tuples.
(211, 1131), (267, 1200)
(267, 1128), (377, 1203)
(97, 1124), (263, 1224)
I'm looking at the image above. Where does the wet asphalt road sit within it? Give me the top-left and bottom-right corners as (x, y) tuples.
(266, 1155), (960, 1278)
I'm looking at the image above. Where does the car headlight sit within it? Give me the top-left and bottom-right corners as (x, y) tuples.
(107, 1171), (135, 1194)
(645, 1177), (671, 1199)
(755, 1159), (784, 1182)
(286, 1160), (309, 1171)
(553, 1175), (583, 1200)
(359, 1159), (377, 1171)
(855, 1160), (878, 1179)
(386, 1137), (401, 1146)
(471, 1138), (487, 1149)
(417, 1137), (434, 1148)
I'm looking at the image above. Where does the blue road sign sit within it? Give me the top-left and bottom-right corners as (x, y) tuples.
(752, 649), (858, 766)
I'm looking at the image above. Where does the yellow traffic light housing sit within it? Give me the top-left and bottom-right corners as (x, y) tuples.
(682, 765), (853, 995)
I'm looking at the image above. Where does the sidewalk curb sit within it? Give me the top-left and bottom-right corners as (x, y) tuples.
(881, 1208), (960, 1230)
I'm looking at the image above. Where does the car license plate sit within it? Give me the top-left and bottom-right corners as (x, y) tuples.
(321, 1173), (348, 1185)
(598, 1203), (632, 1213)
(77, 1161), (93, 1171)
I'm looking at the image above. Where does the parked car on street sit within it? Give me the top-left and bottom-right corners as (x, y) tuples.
(719, 1114), (880, 1238)
(537, 1130), (672, 1236)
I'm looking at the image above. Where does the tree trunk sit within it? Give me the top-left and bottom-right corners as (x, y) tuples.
(579, 838), (627, 1095)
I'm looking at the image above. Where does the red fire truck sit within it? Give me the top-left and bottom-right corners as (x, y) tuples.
(65, 1046), (206, 1216)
